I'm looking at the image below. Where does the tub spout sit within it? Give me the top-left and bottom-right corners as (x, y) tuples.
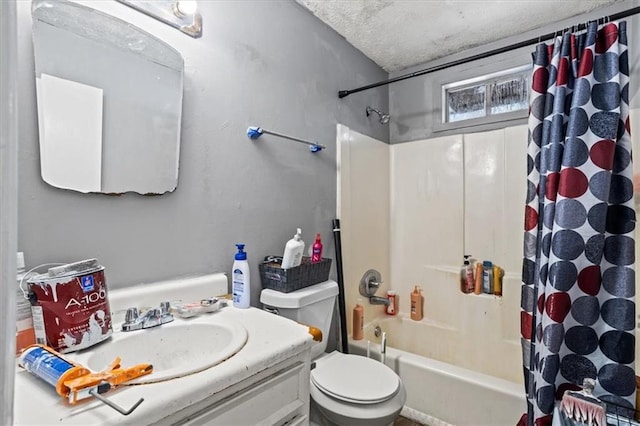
(369, 296), (390, 305)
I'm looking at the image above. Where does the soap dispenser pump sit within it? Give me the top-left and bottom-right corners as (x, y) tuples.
(281, 228), (305, 269)
(460, 255), (475, 294)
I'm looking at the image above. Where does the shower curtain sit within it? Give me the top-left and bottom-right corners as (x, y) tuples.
(521, 21), (635, 426)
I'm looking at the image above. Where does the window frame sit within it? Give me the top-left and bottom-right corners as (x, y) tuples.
(434, 64), (532, 133)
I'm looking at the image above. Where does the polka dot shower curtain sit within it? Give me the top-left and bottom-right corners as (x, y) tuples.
(521, 21), (635, 426)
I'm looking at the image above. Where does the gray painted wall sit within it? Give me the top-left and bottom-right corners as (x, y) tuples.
(388, 0), (640, 144)
(16, 0), (389, 311)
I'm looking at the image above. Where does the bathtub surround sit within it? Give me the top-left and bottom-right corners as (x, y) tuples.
(522, 22), (636, 424)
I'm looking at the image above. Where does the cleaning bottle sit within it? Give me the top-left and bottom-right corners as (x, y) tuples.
(311, 233), (323, 263)
(232, 244), (250, 308)
(281, 228), (305, 269)
(410, 286), (423, 321)
(460, 255), (475, 294)
(352, 298), (364, 340)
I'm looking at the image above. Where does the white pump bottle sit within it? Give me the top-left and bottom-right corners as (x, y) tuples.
(232, 244), (250, 308)
(281, 228), (305, 269)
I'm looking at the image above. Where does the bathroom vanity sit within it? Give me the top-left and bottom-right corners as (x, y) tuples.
(13, 274), (316, 425)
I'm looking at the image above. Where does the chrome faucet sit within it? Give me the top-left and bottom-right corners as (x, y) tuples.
(368, 296), (390, 306)
(122, 302), (174, 332)
(359, 269), (390, 305)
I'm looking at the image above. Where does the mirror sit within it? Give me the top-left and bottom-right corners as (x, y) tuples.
(31, 0), (184, 194)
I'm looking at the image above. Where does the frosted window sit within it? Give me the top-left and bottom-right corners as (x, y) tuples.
(448, 86), (486, 122)
(490, 77), (528, 115)
(443, 66), (530, 124)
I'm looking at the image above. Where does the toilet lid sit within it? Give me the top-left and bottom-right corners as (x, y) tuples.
(311, 354), (400, 404)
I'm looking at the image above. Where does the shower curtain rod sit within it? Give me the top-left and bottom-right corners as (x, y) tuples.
(337, 5), (640, 99)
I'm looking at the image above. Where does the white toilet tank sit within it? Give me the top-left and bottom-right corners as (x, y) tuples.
(260, 280), (338, 358)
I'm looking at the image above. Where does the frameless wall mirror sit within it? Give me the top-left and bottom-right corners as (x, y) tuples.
(31, 0), (184, 195)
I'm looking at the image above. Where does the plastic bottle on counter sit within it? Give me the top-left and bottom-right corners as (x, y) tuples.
(232, 244), (250, 308)
(311, 233), (323, 263)
(352, 299), (364, 340)
(460, 255), (475, 294)
(281, 228), (305, 269)
(410, 286), (423, 321)
(482, 261), (494, 294)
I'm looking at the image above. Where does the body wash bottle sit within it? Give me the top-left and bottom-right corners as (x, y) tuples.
(410, 286), (423, 320)
(232, 244), (250, 308)
(352, 299), (364, 340)
(460, 255), (475, 294)
(281, 228), (305, 269)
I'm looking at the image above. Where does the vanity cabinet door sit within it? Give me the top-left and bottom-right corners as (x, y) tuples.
(171, 356), (310, 426)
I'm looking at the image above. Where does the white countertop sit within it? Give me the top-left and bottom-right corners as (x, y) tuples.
(14, 305), (315, 425)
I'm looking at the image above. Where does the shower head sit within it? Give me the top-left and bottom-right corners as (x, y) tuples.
(366, 106), (390, 124)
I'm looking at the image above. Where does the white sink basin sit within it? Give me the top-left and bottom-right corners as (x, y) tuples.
(70, 319), (248, 384)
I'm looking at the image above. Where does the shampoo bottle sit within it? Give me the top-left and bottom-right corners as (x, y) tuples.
(352, 299), (364, 340)
(311, 233), (323, 263)
(281, 228), (305, 269)
(232, 244), (250, 309)
(460, 255), (475, 294)
(493, 265), (504, 296)
(474, 261), (484, 295)
(482, 261), (494, 294)
(410, 286), (423, 321)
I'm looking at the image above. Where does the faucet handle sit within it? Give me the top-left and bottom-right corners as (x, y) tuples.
(125, 307), (139, 323)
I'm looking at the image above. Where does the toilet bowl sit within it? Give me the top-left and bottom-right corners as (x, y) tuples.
(310, 351), (406, 426)
(260, 281), (406, 426)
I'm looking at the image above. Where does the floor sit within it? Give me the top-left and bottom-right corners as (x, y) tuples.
(394, 416), (425, 426)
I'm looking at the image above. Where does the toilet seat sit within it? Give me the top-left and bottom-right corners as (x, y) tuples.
(311, 353), (400, 404)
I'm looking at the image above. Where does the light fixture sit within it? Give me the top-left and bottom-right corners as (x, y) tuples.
(115, 0), (202, 38)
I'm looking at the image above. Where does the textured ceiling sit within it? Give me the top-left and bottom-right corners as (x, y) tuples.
(297, 0), (622, 72)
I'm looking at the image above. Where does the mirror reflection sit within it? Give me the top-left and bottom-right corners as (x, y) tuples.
(32, 0), (184, 194)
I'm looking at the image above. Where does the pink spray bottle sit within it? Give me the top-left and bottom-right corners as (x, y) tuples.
(311, 233), (323, 263)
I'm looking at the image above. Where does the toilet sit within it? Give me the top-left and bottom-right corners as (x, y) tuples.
(260, 280), (406, 426)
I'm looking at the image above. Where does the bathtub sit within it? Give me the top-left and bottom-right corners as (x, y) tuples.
(349, 317), (527, 426)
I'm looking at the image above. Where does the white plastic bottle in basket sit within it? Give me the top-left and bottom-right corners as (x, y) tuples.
(232, 244), (250, 308)
(281, 228), (305, 269)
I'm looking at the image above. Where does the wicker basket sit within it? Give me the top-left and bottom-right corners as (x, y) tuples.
(259, 256), (332, 293)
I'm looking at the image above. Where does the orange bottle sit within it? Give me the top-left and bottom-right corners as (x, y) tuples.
(352, 299), (364, 340)
(410, 286), (423, 320)
(474, 262), (483, 295)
